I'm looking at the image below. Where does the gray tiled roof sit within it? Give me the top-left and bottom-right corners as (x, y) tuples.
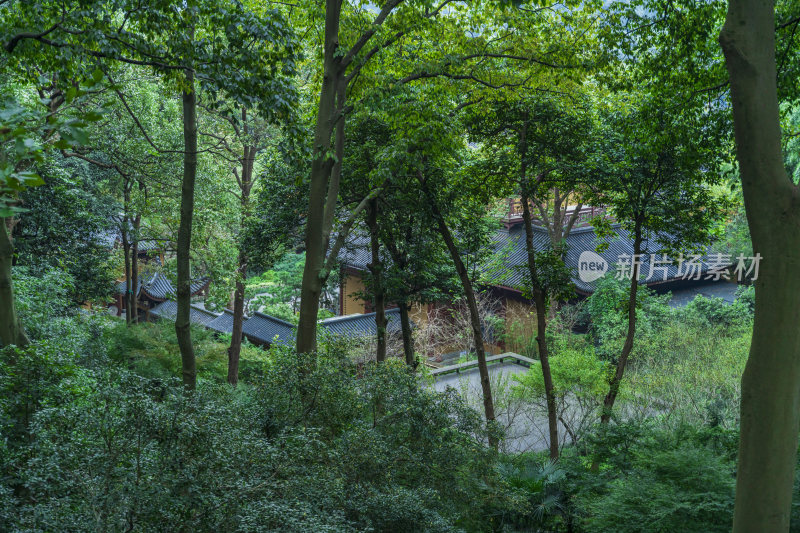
(206, 309), (236, 335)
(319, 307), (404, 338)
(666, 281), (739, 308)
(102, 216), (163, 252)
(340, 222), (716, 295)
(242, 312), (296, 347)
(150, 300), (219, 326)
(141, 272), (176, 300)
(485, 224), (713, 294)
(116, 272), (209, 300)
(338, 227), (372, 271)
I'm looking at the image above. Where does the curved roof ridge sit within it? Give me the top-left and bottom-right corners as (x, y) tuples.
(252, 311), (297, 329)
(320, 307), (401, 323)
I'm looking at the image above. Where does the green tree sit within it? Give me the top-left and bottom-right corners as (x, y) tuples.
(13, 156), (117, 304)
(589, 97), (724, 434)
(720, 1), (800, 530)
(293, 0), (599, 353)
(201, 109), (302, 385)
(467, 94), (597, 459)
(0, 79), (101, 347)
(4, 0), (298, 388)
(406, 97), (502, 445)
(341, 110), (459, 365)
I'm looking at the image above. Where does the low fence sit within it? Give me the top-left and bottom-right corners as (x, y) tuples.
(429, 352), (537, 377)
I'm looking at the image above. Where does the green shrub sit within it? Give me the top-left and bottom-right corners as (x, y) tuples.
(1, 334), (509, 531)
(622, 320), (750, 428)
(583, 276), (672, 358)
(679, 288), (753, 329)
(569, 423), (736, 533)
(14, 266), (79, 341)
(578, 444), (734, 533)
(513, 341), (611, 444)
(488, 456), (567, 530)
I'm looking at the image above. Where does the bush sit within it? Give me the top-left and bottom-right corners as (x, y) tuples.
(578, 444), (734, 533)
(582, 276), (672, 358)
(568, 423), (737, 533)
(104, 319), (268, 383)
(14, 267), (77, 341)
(513, 340), (611, 445)
(678, 286), (753, 329)
(622, 319), (750, 428)
(1, 333), (509, 531)
(488, 456), (567, 530)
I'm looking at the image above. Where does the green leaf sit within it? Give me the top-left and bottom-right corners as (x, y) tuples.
(83, 111), (103, 122)
(17, 172), (45, 187)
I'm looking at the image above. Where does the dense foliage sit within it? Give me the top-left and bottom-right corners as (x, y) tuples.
(1, 261), (774, 532)
(3, 0), (800, 529)
(1, 283), (503, 532)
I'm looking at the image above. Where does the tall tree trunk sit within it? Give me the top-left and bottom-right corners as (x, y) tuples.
(120, 179), (133, 324)
(551, 189), (563, 244)
(121, 217), (133, 326)
(428, 196), (497, 447)
(720, 3), (800, 531)
(520, 189), (559, 460)
(399, 302), (415, 367)
(0, 220), (28, 347)
(176, 70), (198, 390)
(590, 222), (642, 473)
(228, 144), (254, 386)
(367, 199), (387, 362)
(228, 251), (246, 386)
(130, 214), (141, 324)
(599, 221), (642, 424)
(382, 238), (415, 367)
(297, 0), (344, 355)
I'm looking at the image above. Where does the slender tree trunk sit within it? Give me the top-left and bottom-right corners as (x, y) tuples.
(297, 0), (344, 355)
(228, 253), (246, 386)
(176, 70), (198, 390)
(428, 196), (497, 447)
(399, 302), (415, 367)
(520, 189), (559, 460)
(121, 218), (132, 326)
(590, 223), (642, 473)
(382, 238), (415, 367)
(551, 189), (563, 244)
(130, 214), (141, 324)
(367, 199), (387, 362)
(720, 3), (800, 530)
(0, 220), (28, 347)
(120, 178), (134, 324)
(547, 191), (566, 321)
(599, 222), (642, 424)
(228, 141), (255, 386)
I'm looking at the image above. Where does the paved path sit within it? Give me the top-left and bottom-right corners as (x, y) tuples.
(431, 356), (579, 453)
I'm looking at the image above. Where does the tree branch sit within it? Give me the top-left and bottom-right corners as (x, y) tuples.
(5, 23), (61, 52)
(322, 183), (388, 279)
(340, 0), (405, 69)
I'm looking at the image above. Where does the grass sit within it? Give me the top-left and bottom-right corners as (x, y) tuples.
(621, 321), (751, 428)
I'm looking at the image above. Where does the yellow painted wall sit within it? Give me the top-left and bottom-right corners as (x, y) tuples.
(341, 273), (367, 315)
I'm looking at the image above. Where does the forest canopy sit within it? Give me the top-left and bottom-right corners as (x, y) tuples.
(1, 0), (800, 531)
